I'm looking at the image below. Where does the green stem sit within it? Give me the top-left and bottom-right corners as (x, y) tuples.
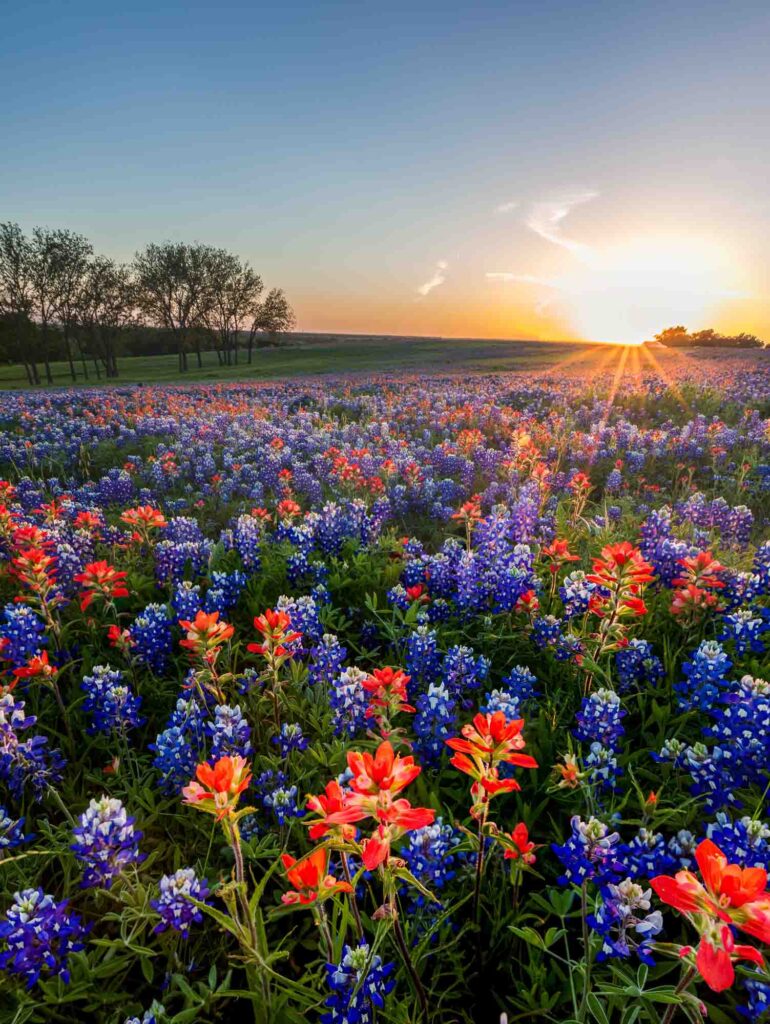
(579, 880), (592, 1021)
(660, 966), (697, 1024)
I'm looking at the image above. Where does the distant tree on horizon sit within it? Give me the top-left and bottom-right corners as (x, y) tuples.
(651, 325), (764, 349)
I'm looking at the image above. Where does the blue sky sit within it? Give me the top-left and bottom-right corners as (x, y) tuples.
(3, 0), (770, 341)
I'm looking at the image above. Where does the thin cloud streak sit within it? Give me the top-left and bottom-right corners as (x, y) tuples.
(495, 200), (520, 213)
(526, 191), (599, 254)
(417, 260), (448, 297)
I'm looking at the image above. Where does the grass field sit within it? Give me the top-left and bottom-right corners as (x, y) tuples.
(0, 335), (612, 389)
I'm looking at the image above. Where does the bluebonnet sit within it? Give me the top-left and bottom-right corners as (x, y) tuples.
(442, 644), (490, 705)
(752, 541), (770, 595)
(171, 581), (202, 622)
(560, 571), (599, 618)
(231, 514), (262, 572)
(272, 722), (309, 757)
(574, 689), (625, 750)
(720, 608), (770, 656)
(131, 604), (173, 674)
(205, 570), (247, 614)
(255, 770), (302, 825)
(667, 829), (698, 870)
(0, 888), (88, 988)
(155, 537), (212, 584)
(308, 634), (347, 687)
(615, 640), (664, 693)
(0, 806), (30, 849)
(588, 879), (663, 964)
(151, 696), (207, 795)
(584, 742), (621, 793)
(206, 704), (252, 759)
(482, 688), (522, 722)
(81, 665), (144, 736)
(151, 726), (199, 795)
(0, 694), (66, 802)
(330, 667), (369, 738)
(275, 594), (323, 647)
(618, 829), (675, 878)
(321, 942), (395, 1024)
(552, 816), (622, 886)
(706, 813), (770, 871)
(401, 819), (462, 917)
(501, 665), (539, 703)
(675, 640), (732, 712)
(533, 615), (563, 649)
(0, 602), (46, 669)
(151, 868), (210, 938)
(413, 683), (457, 765)
(72, 796), (144, 889)
(739, 969), (770, 1022)
(405, 627), (442, 686)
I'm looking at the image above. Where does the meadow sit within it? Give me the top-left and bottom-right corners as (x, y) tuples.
(0, 335), (610, 389)
(0, 346), (769, 1024)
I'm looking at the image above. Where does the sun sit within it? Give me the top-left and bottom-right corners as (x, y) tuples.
(553, 235), (742, 345)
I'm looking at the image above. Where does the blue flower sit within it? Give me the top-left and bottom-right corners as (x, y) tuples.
(81, 665), (144, 736)
(272, 722), (309, 758)
(321, 943), (396, 1024)
(588, 879), (663, 964)
(151, 868), (210, 938)
(71, 796), (144, 889)
(0, 888), (88, 988)
(552, 816), (623, 886)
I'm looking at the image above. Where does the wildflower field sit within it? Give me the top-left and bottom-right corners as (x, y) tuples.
(1, 351), (770, 1024)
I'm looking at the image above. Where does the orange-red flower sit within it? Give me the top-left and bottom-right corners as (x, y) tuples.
(182, 755), (252, 821)
(120, 505), (168, 543)
(362, 667), (415, 732)
(309, 741), (435, 871)
(347, 741), (422, 797)
(446, 712), (538, 813)
(305, 779), (357, 841)
(281, 848), (353, 905)
(179, 610), (235, 659)
(502, 822), (537, 864)
(542, 538), (580, 573)
(13, 650), (57, 683)
(247, 609), (300, 658)
(74, 560), (129, 611)
(673, 551), (726, 591)
(651, 839), (770, 991)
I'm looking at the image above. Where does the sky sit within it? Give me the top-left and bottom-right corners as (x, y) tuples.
(3, 0), (770, 344)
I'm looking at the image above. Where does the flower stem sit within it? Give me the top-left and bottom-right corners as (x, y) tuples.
(660, 966), (697, 1024)
(392, 912), (429, 1021)
(340, 852), (364, 941)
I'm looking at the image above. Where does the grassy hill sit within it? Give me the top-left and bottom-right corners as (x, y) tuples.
(0, 334), (609, 389)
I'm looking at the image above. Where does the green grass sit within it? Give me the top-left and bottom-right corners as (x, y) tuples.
(0, 335), (609, 389)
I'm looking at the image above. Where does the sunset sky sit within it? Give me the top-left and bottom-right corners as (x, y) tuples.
(3, 1), (769, 344)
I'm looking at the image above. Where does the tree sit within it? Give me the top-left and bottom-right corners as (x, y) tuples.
(76, 257), (136, 378)
(205, 251), (263, 366)
(133, 242), (218, 371)
(51, 229), (94, 381)
(0, 222), (40, 385)
(652, 325), (765, 349)
(247, 287), (295, 362)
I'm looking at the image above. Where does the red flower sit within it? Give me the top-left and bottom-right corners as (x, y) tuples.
(120, 506), (167, 543)
(362, 667), (415, 732)
(542, 538), (580, 572)
(74, 560), (129, 611)
(347, 741), (422, 797)
(305, 780), (357, 841)
(247, 609), (301, 658)
(446, 713), (538, 813)
(182, 755), (252, 821)
(179, 610), (234, 658)
(13, 650), (57, 683)
(502, 822), (537, 864)
(281, 848), (353, 905)
(651, 839), (770, 991)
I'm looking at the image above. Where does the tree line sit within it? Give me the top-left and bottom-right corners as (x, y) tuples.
(651, 325), (765, 349)
(0, 223), (295, 384)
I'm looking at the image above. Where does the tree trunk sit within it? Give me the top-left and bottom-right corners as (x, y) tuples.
(63, 328), (77, 381)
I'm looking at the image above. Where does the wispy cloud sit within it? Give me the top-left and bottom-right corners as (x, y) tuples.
(417, 260), (448, 297)
(495, 200), (520, 214)
(525, 191), (599, 254)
